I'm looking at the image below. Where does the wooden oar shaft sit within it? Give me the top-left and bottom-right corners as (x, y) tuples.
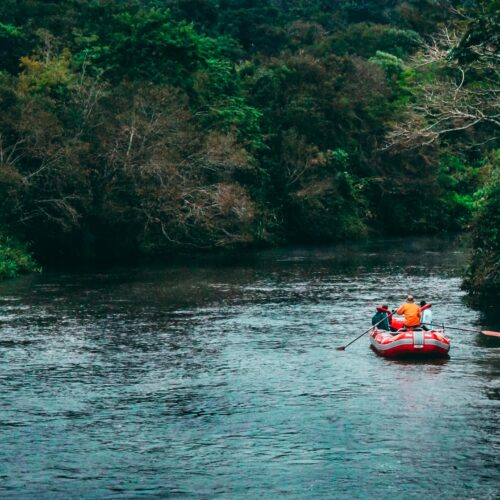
(337, 314), (388, 350)
(423, 323), (480, 333)
(422, 322), (500, 336)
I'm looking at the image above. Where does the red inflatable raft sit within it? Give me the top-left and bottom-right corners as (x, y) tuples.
(370, 328), (450, 358)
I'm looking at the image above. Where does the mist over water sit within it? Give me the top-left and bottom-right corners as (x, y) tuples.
(0, 236), (499, 498)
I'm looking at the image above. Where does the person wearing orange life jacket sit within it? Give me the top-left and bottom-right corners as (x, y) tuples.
(396, 294), (421, 330)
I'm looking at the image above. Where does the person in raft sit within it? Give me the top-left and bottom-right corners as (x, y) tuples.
(372, 303), (391, 331)
(396, 295), (421, 330)
(420, 300), (432, 330)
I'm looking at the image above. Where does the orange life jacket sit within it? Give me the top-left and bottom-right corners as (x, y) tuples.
(396, 302), (421, 327)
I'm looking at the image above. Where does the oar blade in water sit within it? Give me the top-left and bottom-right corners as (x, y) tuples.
(482, 330), (500, 338)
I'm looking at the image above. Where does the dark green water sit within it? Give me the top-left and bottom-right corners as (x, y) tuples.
(0, 237), (499, 498)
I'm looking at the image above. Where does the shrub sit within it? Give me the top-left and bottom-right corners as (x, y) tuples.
(463, 151), (500, 296)
(0, 232), (40, 280)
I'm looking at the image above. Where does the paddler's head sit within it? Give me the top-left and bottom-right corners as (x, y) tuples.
(407, 295), (414, 302)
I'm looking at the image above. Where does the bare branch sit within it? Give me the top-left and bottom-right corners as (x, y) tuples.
(384, 24), (500, 151)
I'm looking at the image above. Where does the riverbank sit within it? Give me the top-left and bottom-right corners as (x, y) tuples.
(3, 228), (498, 302)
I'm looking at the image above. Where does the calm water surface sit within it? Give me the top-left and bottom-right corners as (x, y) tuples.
(0, 236), (499, 499)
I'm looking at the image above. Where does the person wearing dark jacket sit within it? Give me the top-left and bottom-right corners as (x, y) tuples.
(372, 303), (391, 331)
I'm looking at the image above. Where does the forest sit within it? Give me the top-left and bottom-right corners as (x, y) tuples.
(0, 0), (498, 295)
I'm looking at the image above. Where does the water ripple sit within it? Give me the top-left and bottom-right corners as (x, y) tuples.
(0, 236), (498, 498)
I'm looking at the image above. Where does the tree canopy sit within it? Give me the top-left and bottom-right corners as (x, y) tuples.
(0, 0), (498, 293)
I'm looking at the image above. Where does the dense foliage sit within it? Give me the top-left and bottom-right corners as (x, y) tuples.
(0, 231), (39, 280)
(463, 152), (500, 295)
(0, 0), (498, 293)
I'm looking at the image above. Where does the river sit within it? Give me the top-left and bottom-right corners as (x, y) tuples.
(0, 236), (498, 498)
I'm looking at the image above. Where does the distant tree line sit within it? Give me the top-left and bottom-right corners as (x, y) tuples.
(0, 0), (498, 293)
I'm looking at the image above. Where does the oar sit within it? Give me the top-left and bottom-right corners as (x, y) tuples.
(337, 314), (390, 351)
(422, 323), (500, 337)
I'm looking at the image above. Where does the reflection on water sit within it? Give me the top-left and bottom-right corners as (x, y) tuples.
(0, 236), (499, 498)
